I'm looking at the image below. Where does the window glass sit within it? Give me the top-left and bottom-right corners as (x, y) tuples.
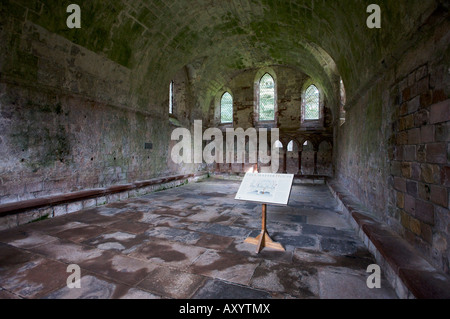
(259, 73), (275, 121)
(220, 92), (233, 123)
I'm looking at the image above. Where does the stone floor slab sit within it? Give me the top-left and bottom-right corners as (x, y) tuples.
(33, 237), (103, 260)
(318, 267), (397, 299)
(42, 273), (162, 299)
(195, 233), (235, 251)
(0, 229), (58, 249)
(130, 238), (206, 269)
(107, 220), (150, 234)
(189, 250), (260, 286)
(78, 251), (160, 286)
(192, 279), (272, 299)
(82, 231), (150, 254)
(138, 267), (206, 298)
(250, 260), (319, 298)
(53, 224), (109, 243)
(0, 179), (398, 299)
(0, 255), (68, 298)
(145, 226), (202, 245)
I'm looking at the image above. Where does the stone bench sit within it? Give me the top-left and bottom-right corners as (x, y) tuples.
(0, 173), (207, 230)
(328, 181), (450, 299)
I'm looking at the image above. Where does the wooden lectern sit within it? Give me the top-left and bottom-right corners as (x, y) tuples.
(244, 203), (285, 253)
(235, 173), (294, 254)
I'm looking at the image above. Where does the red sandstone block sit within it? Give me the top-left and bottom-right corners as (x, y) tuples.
(420, 91), (433, 108)
(396, 191), (405, 209)
(407, 128), (421, 145)
(429, 99), (450, 124)
(441, 166), (450, 187)
(407, 96), (420, 114)
(404, 145), (416, 161)
(404, 194), (416, 215)
(399, 103), (408, 116)
(406, 180), (418, 197)
(421, 164), (440, 184)
(414, 199), (434, 225)
(430, 185), (448, 208)
(414, 109), (429, 127)
(420, 222), (433, 244)
(426, 142), (446, 164)
(362, 222), (398, 243)
(416, 76), (429, 96)
(371, 234), (431, 274)
(409, 216), (422, 236)
(394, 145), (404, 161)
(351, 211), (376, 227)
(432, 90), (446, 104)
(411, 162), (421, 180)
(420, 125), (435, 143)
(404, 114), (415, 130)
(401, 162), (412, 178)
(402, 87), (411, 102)
(435, 122), (449, 142)
(398, 268), (450, 299)
(394, 176), (407, 192)
(396, 131), (408, 145)
(418, 183), (431, 201)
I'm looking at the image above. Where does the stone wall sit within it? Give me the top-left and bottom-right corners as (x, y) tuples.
(0, 8), (195, 204)
(335, 14), (449, 274)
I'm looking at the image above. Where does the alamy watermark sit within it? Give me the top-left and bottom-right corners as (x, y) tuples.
(366, 4), (381, 29)
(66, 4), (81, 29)
(66, 264), (81, 289)
(65, 4), (381, 30)
(366, 264), (381, 289)
(171, 120), (280, 173)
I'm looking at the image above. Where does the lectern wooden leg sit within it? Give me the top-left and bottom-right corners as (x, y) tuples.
(244, 204), (285, 253)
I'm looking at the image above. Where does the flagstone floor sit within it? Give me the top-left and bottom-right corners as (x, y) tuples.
(0, 178), (397, 299)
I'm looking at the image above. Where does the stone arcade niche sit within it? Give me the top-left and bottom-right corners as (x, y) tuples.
(207, 66), (334, 176)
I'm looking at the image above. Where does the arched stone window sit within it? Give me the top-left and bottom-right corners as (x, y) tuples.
(303, 85), (320, 120)
(259, 73), (275, 121)
(220, 92), (233, 124)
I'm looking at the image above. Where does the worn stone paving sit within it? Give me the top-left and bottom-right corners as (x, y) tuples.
(0, 179), (398, 299)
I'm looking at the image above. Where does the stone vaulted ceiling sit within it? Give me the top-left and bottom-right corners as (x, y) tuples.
(14, 0), (443, 113)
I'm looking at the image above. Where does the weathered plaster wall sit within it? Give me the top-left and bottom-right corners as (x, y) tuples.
(0, 7), (194, 204)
